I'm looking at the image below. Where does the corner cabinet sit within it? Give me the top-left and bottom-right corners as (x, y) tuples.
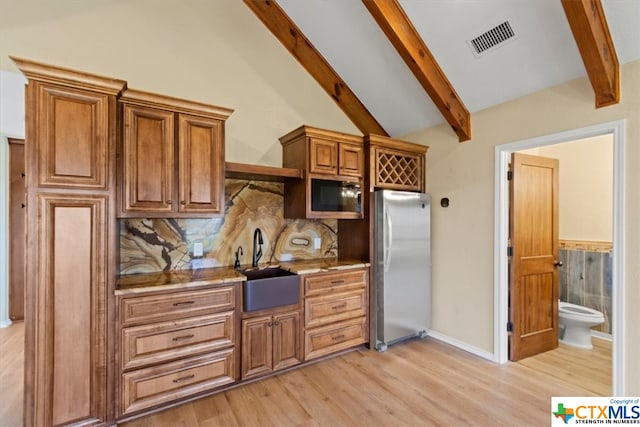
(12, 57), (126, 427)
(366, 134), (428, 193)
(280, 125), (364, 219)
(119, 89), (233, 217)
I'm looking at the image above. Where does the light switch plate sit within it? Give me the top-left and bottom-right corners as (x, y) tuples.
(193, 242), (204, 257)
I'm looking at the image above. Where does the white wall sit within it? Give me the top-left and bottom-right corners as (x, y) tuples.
(521, 134), (613, 242)
(0, 0), (359, 166)
(403, 60), (640, 394)
(0, 69), (26, 326)
(0, 0), (358, 328)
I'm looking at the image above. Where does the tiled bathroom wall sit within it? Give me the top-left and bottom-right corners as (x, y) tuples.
(558, 244), (612, 335)
(119, 179), (337, 274)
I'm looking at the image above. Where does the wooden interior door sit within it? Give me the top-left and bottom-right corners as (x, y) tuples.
(509, 152), (560, 361)
(8, 138), (25, 321)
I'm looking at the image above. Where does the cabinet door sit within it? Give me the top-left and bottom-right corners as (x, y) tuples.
(31, 194), (109, 426)
(178, 114), (224, 214)
(35, 83), (111, 189)
(309, 138), (337, 175)
(122, 105), (174, 213)
(241, 316), (273, 379)
(272, 311), (301, 371)
(338, 143), (363, 178)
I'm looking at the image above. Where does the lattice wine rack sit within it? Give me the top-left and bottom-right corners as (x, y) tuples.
(373, 148), (424, 191)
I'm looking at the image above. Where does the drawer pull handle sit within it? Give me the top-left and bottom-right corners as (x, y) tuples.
(331, 303), (347, 310)
(332, 334), (345, 341)
(172, 334), (195, 342)
(331, 280), (345, 285)
(172, 374), (195, 383)
(172, 301), (195, 307)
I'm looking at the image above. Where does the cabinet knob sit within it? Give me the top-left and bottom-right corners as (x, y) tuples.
(166, 200), (172, 204)
(180, 201), (186, 205)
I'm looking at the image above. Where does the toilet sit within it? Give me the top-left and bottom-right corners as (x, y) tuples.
(558, 301), (605, 349)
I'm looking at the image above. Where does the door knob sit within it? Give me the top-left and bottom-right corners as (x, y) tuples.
(554, 260), (564, 267)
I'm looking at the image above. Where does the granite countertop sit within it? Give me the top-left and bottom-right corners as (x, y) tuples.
(277, 258), (370, 275)
(115, 258), (369, 295)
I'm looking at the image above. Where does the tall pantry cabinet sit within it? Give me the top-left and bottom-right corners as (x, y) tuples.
(12, 57), (126, 426)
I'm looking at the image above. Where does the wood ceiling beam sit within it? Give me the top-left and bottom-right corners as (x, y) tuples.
(363, 0), (471, 142)
(243, 0), (388, 136)
(561, 0), (619, 107)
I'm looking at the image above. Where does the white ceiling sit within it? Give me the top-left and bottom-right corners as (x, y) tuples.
(278, 0), (640, 137)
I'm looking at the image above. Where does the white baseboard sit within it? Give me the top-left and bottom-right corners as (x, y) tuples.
(426, 329), (496, 362)
(0, 318), (12, 328)
(591, 330), (613, 341)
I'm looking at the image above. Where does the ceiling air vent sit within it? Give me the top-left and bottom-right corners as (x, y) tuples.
(468, 20), (517, 57)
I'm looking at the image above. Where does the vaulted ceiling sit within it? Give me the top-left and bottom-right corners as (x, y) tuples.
(244, 0), (640, 141)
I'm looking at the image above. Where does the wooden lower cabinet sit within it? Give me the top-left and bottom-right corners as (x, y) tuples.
(303, 268), (369, 361)
(117, 284), (239, 418)
(241, 311), (301, 380)
(121, 311), (235, 371)
(304, 316), (367, 360)
(121, 349), (236, 415)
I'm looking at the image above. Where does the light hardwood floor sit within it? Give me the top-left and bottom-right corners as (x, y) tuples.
(0, 322), (611, 427)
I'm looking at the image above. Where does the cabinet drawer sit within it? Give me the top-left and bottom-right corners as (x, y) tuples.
(305, 289), (366, 328)
(121, 311), (235, 371)
(304, 317), (366, 361)
(121, 348), (236, 415)
(304, 269), (367, 296)
(121, 286), (236, 326)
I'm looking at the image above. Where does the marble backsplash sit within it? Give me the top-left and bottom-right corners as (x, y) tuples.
(119, 179), (337, 274)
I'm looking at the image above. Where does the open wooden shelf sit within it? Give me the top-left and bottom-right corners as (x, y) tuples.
(225, 162), (303, 182)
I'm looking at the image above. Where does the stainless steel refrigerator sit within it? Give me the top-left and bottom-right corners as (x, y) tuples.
(374, 189), (431, 351)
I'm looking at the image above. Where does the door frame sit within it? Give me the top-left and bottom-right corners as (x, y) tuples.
(494, 120), (625, 395)
(0, 136), (12, 327)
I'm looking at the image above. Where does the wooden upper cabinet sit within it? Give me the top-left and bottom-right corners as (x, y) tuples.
(366, 134), (428, 193)
(309, 138), (337, 174)
(280, 125), (364, 219)
(32, 81), (117, 190)
(122, 104), (175, 213)
(119, 89), (232, 217)
(282, 125), (364, 180)
(178, 114), (224, 213)
(339, 142), (364, 178)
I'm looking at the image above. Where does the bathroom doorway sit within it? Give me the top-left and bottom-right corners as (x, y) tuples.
(494, 120), (625, 395)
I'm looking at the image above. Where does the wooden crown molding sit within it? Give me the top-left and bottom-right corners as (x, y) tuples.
(362, 0), (471, 142)
(120, 88), (234, 120)
(561, 0), (620, 108)
(365, 134), (428, 154)
(10, 56), (127, 95)
(242, 0), (388, 136)
(279, 125), (362, 147)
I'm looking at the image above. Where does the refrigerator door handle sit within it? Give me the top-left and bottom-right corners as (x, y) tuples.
(384, 205), (393, 272)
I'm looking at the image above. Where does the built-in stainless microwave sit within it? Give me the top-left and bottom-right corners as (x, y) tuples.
(310, 179), (361, 213)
